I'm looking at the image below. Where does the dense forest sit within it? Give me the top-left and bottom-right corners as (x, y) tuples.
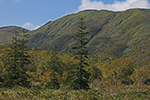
(0, 17), (150, 99)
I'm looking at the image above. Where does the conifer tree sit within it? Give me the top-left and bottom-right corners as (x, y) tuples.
(68, 18), (90, 90)
(48, 45), (60, 89)
(1, 30), (30, 86)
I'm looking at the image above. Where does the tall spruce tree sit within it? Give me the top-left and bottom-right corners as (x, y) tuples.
(68, 18), (90, 90)
(48, 46), (60, 89)
(1, 30), (30, 86)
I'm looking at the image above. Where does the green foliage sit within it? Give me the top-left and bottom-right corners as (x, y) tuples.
(86, 60), (102, 82)
(35, 46), (66, 89)
(0, 30), (30, 87)
(0, 46), (150, 99)
(67, 18), (90, 90)
(130, 65), (150, 90)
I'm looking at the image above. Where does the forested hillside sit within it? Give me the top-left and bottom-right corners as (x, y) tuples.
(0, 9), (150, 63)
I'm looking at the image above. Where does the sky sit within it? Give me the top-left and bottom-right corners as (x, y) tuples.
(0, 0), (150, 30)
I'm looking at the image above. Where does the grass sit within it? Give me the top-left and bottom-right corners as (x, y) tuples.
(0, 86), (150, 100)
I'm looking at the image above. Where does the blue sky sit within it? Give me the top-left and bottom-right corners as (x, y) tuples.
(0, 0), (150, 30)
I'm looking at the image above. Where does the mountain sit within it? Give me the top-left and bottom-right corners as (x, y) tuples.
(0, 9), (150, 63)
(0, 26), (30, 45)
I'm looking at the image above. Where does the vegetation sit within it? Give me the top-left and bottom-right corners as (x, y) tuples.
(0, 30), (30, 86)
(68, 18), (90, 89)
(0, 26), (30, 46)
(0, 9), (150, 63)
(1, 87), (150, 100)
(27, 9), (150, 64)
(0, 9), (150, 99)
(0, 35), (150, 99)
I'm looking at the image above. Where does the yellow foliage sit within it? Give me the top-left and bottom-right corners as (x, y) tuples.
(40, 72), (52, 82)
(26, 71), (38, 82)
(98, 58), (135, 86)
(57, 54), (79, 65)
(130, 66), (150, 87)
(34, 82), (40, 85)
(55, 72), (67, 85)
(44, 82), (47, 84)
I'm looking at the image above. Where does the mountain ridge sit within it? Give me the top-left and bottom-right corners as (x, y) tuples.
(0, 9), (150, 63)
(0, 26), (30, 45)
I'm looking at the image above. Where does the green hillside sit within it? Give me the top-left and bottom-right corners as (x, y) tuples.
(0, 9), (150, 63)
(27, 9), (150, 63)
(0, 26), (30, 45)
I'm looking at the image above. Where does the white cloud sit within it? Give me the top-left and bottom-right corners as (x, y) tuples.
(23, 22), (40, 30)
(78, 0), (150, 11)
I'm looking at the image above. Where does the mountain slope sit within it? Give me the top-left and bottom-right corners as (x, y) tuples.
(0, 9), (150, 63)
(28, 10), (118, 51)
(27, 9), (150, 63)
(0, 26), (30, 45)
